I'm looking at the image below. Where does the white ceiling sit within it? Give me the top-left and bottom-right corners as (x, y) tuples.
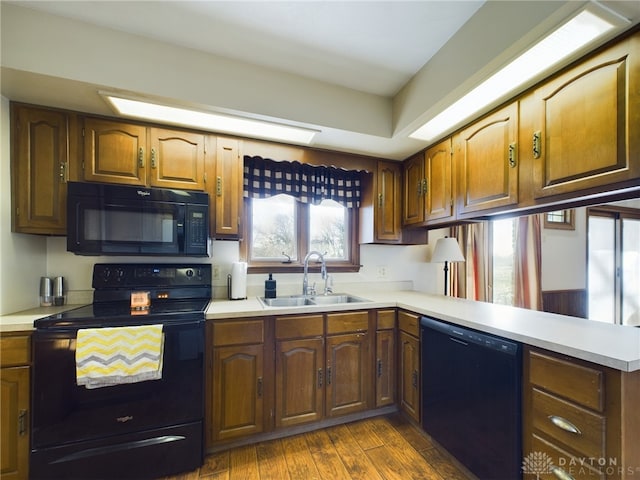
(2, 1), (639, 160)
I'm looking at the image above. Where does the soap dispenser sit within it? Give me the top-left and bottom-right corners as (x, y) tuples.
(265, 274), (277, 298)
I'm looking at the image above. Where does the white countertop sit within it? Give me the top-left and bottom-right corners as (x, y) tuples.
(3, 291), (638, 372)
(206, 290), (640, 372)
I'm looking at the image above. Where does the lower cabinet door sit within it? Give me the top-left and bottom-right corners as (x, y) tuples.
(375, 330), (395, 407)
(275, 338), (324, 428)
(325, 333), (369, 417)
(1, 366), (30, 480)
(399, 331), (420, 423)
(212, 344), (264, 441)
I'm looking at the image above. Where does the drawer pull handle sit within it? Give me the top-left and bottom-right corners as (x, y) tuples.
(549, 415), (581, 435)
(551, 466), (575, 480)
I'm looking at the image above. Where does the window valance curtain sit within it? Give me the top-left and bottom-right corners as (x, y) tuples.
(243, 155), (363, 208)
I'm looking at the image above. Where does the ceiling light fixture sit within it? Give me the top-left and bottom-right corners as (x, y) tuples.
(101, 94), (319, 145)
(409, 4), (629, 143)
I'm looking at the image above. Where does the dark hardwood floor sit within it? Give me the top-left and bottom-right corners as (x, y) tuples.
(161, 413), (473, 480)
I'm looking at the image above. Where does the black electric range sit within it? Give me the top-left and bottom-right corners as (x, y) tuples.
(31, 263), (211, 480)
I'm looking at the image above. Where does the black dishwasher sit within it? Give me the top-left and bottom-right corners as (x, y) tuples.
(420, 316), (522, 480)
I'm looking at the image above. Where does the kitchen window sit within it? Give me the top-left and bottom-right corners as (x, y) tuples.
(241, 156), (361, 273)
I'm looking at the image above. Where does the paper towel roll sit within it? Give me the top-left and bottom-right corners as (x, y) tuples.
(230, 262), (247, 300)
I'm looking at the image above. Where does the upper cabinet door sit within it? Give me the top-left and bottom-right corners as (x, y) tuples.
(213, 137), (243, 238)
(530, 34), (640, 199)
(12, 105), (69, 234)
(148, 128), (205, 190)
(425, 138), (454, 223)
(402, 152), (425, 226)
(82, 117), (146, 186)
(376, 161), (402, 242)
(455, 102), (519, 216)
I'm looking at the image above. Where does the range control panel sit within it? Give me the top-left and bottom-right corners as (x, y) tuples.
(92, 263), (212, 288)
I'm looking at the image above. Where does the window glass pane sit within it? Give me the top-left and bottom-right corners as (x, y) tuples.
(492, 218), (515, 306)
(309, 200), (348, 260)
(250, 195), (297, 260)
(622, 217), (640, 326)
(588, 216), (616, 323)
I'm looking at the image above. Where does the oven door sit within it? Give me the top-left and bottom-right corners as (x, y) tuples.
(30, 319), (204, 478)
(68, 196), (185, 256)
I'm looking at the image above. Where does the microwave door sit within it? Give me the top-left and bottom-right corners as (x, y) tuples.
(139, 202), (183, 255)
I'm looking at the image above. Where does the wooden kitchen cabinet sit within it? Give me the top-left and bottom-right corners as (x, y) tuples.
(523, 346), (640, 480)
(211, 137), (243, 239)
(526, 33), (640, 200)
(0, 334), (31, 480)
(274, 314), (324, 428)
(424, 138), (454, 224)
(401, 139), (454, 227)
(148, 127), (206, 190)
(402, 152), (425, 226)
(375, 161), (402, 242)
(454, 102), (519, 217)
(11, 104), (70, 235)
(398, 310), (420, 423)
(325, 331), (370, 417)
(375, 309), (396, 408)
(208, 320), (265, 444)
(81, 117), (206, 191)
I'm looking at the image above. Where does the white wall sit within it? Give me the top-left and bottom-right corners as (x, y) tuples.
(0, 96), (48, 314)
(45, 236), (438, 300)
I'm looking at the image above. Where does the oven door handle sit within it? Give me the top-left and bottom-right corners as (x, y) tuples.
(51, 435), (186, 464)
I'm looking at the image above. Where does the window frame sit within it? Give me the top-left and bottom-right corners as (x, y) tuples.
(240, 197), (361, 274)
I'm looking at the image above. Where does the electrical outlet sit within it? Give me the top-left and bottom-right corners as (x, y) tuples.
(376, 265), (387, 278)
(213, 265), (220, 280)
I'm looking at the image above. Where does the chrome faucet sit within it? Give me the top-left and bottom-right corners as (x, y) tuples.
(302, 250), (327, 296)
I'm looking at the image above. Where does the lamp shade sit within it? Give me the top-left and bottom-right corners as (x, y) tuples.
(431, 237), (465, 263)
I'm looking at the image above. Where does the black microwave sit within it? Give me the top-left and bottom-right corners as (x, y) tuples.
(67, 182), (209, 257)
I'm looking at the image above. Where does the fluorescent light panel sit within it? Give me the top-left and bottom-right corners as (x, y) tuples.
(104, 95), (318, 145)
(410, 7), (622, 142)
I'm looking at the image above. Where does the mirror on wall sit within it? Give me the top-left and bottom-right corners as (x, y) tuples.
(539, 198), (640, 325)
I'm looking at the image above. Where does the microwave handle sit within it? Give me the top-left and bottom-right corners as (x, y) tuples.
(176, 221), (185, 252)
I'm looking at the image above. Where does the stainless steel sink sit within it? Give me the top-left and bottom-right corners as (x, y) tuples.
(258, 293), (370, 307)
(258, 295), (314, 307)
(308, 294), (369, 305)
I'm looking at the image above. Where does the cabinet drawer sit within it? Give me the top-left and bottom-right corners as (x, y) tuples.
(213, 320), (264, 346)
(398, 311), (419, 337)
(376, 309), (396, 330)
(529, 351), (604, 411)
(0, 335), (31, 367)
(326, 311), (368, 335)
(532, 388), (605, 459)
(530, 434), (604, 480)
(275, 315), (323, 339)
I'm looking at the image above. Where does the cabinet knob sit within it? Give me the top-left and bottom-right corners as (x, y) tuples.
(318, 368), (323, 388)
(257, 377), (263, 398)
(326, 366), (332, 385)
(377, 359), (383, 377)
(151, 148), (158, 168)
(138, 147), (145, 168)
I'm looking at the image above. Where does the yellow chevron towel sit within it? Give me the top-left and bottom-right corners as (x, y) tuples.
(76, 324), (164, 389)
